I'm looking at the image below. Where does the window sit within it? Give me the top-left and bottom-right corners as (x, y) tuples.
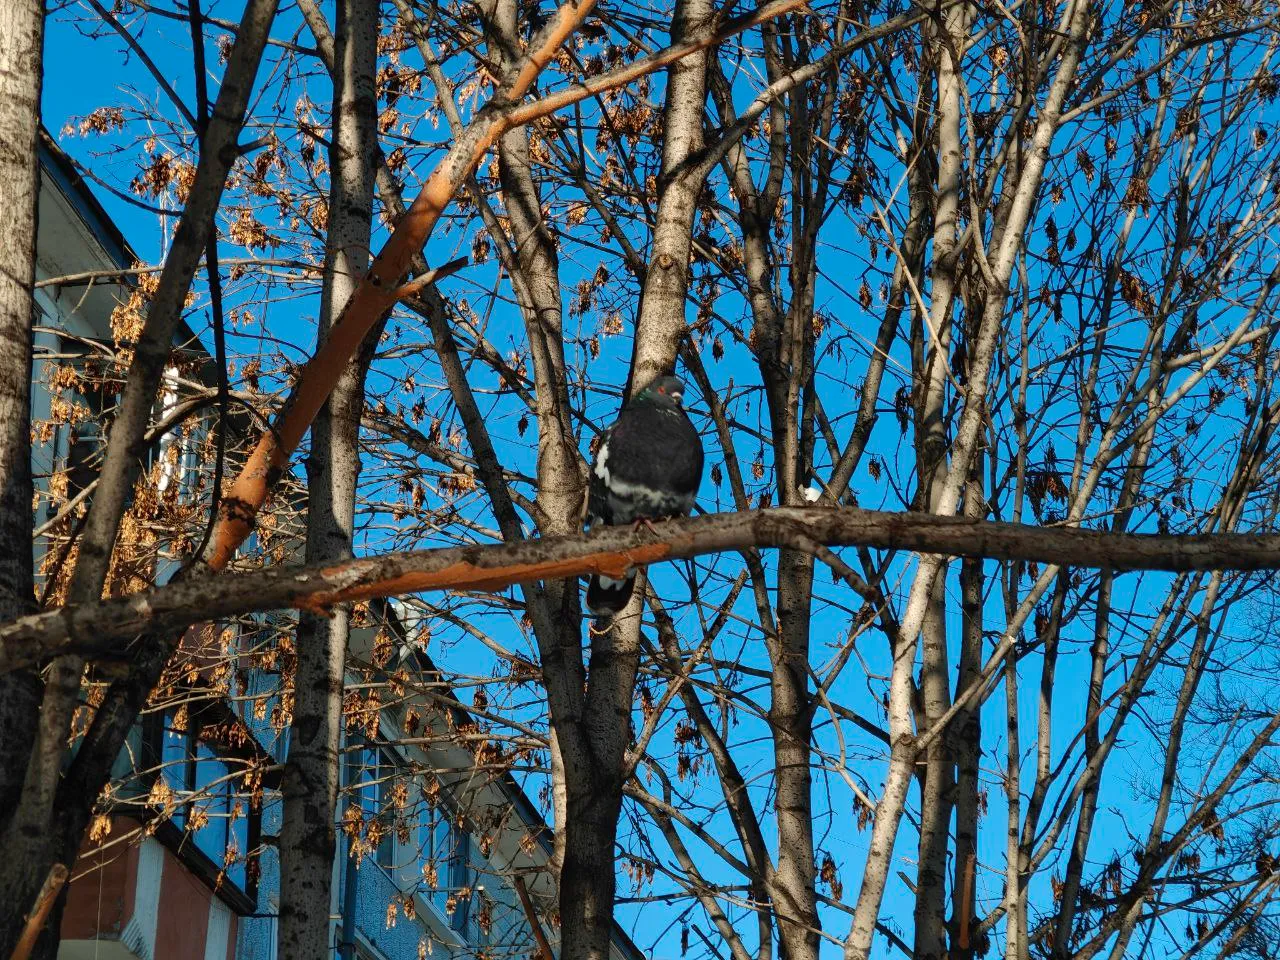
(419, 804), (456, 914)
(33, 336), (107, 524)
(152, 367), (206, 501)
(152, 713), (254, 895)
(415, 798), (487, 941)
(192, 742), (250, 889)
(414, 800), (442, 905)
(345, 742), (395, 869)
(160, 717), (194, 799)
(448, 829), (477, 936)
(64, 420), (100, 500)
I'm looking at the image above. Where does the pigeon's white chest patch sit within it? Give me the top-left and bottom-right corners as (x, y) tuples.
(593, 440), (611, 486)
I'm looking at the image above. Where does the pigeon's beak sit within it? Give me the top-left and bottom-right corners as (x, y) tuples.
(671, 391), (683, 406)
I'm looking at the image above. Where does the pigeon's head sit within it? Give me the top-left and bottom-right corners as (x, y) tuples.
(637, 375), (687, 409)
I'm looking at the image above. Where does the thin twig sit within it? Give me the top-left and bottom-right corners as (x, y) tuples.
(35, 257), (315, 288)
(512, 874), (555, 960)
(386, 256), (469, 300)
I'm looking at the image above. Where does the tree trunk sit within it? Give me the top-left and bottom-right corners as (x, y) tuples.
(629, 0), (713, 387)
(278, 0), (378, 954)
(769, 550), (819, 960)
(913, 6), (966, 953)
(0, 0), (44, 953)
(560, 0), (716, 953)
(950, 462), (984, 960)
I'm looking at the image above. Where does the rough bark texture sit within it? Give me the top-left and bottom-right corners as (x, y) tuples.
(627, 0), (713, 390)
(0, 0), (43, 953)
(277, 0), (378, 955)
(767, 551), (818, 960)
(913, 7), (965, 954)
(0, 5), (40, 633)
(950, 464), (984, 960)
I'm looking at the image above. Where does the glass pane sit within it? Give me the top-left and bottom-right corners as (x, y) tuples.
(449, 828), (474, 934)
(426, 812), (452, 913)
(192, 743), (232, 872)
(160, 721), (190, 829)
(226, 786), (248, 890)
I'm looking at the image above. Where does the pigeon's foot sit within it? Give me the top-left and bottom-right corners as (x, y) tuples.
(631, 517), (661, 537)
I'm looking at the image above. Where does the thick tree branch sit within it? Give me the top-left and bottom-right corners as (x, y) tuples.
(8, 506), (1280, 671)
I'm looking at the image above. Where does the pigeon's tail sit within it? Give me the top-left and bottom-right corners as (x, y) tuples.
(586, 571), (636, 617)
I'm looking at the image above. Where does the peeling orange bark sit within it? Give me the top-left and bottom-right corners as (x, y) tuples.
(301, 543), (671, 609)
(204, 0), (600, 572)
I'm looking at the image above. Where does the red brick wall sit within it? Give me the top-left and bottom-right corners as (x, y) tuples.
(61, 815), (242, 960)
(61, 817), (140, 940)
(154, 852), (214, 958)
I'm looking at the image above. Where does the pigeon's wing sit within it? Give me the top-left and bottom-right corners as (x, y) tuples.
(667, 412), (703, 505)
(583, 400), (703, 619)
(617, 407), (703, 495)
(585, 421), (640, 616)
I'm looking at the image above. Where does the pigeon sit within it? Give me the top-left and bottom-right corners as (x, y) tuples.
(586, 375), (704, 617)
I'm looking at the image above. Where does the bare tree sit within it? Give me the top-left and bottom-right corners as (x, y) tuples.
(10, 3), (1280, 960)
(0, 0), (279, 950)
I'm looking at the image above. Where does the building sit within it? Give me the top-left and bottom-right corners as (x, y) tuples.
(33, 126), (271, 960)
(31, 132), (642, 960)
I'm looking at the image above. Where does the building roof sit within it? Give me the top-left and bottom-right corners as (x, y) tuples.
(36, 127), (213, 373)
